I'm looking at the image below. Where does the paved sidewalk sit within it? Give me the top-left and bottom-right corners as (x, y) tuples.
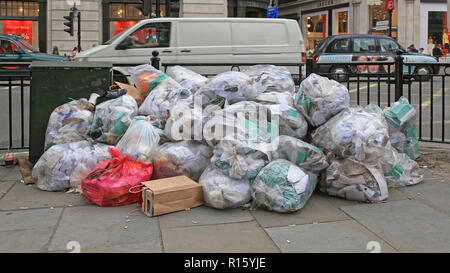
(1, 146), (449, 253)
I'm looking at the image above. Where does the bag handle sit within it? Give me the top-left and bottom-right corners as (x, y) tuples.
(129, 184), (144, 194)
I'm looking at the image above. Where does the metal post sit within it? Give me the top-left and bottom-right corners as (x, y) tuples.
(394, 54), (403, 101)
(156, 0), (161, 18)
(305, 58), (313, 77)
(151, 50), (160, 70)
(388, 10), (392, 38)
(77, 12), (81, 52)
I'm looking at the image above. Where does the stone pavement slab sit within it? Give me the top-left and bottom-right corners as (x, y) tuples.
(0, 183), (90, 211)
(0, 166), (22, 182)
(397, 181), (450, 216)
(159, 205), (254, 229)
(0, 208), (63, 253)
(341, 199), (450, 252)
(161, 221), (280, 253)
(47, 204), (162, 253)
(265, 219), (397, 253)
(250, 194), (350, 228)
(0, 181), (14, 199)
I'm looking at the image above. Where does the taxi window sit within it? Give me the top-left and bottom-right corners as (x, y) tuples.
(353, 38), (377, 53)
(329, 38), (350, 53)
(0, 39), (17, 54)
(379, 38), (399, 53)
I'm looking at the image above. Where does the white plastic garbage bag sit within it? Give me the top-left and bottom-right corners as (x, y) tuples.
(383, 97), (420, 160)
(32, 141), (112, 192)
(251, 159), (317, 213)
(152, 140), (213, 181)
(253, 91), (294, 106)
(163, 100), (206, 142)
(138, 76), (193, 123)
(88, 94), (138, 145)
(270, 135), (329, 173)
(242, 64), (296, 94)
(322, 159), (389, 203)
(382, 149), (423, 187)
(294, 73), (350, 127)
(196, 71), (257, 105)
(166, 65), (209, 93)
(130, 64), (168, 97)
(115, 116), (160, 164)
(45, 98), (94, 150)
(199, 165), (251, 209)
(211, 139), (269, 180)
(312, 105), (391, 165)
(266, 104), (308, 139)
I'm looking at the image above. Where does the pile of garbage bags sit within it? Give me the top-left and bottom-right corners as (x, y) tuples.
(33, 65), (424, 211)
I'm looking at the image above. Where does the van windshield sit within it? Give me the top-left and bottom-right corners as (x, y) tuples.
(104, 33), (123, 45)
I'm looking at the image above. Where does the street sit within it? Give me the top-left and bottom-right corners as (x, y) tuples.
(1, 76), (450, 151)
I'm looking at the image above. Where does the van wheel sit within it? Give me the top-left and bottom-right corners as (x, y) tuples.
(414, 66), (432, 81)
(113, 71), (129, 84)
(330, 66), (348, 82)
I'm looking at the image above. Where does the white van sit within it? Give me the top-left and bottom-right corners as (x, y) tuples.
(74, 18), (305, 83)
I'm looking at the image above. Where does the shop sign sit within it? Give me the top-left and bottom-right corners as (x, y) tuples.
(268, 7), (278, 18)
(385, 0), (395, 11)
(2, 20), (33, 45)
(318, 0), (334, 8)
(375, 20), (389, 30)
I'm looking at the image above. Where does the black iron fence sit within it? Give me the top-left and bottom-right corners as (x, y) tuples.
(0, 71), (31, 151)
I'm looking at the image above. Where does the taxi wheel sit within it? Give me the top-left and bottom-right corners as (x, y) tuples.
(414, 66), (432, 81)
(330, 66), (348, 82)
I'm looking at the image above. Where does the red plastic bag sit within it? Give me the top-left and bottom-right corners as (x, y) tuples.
(82, 148), (153, 207)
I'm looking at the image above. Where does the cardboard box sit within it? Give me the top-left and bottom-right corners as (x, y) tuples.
(140, 176), (203, 217)
(115, 81), (144, 106)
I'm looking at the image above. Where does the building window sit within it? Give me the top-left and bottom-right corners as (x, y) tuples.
(369, 0), (397, 39)
(0, 0), (39, 18)
(110, 3), (166, 20)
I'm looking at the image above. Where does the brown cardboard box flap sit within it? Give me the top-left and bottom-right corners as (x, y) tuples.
(141, 176), (202, 194)
(115, 81), (144, 106)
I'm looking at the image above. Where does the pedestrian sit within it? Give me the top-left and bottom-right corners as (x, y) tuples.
(419, 48), (424, 54)
(407, 44), (419, 53)
(432, 43), (443, 60)
(52, 46), (59, 55)
(92, 43), (96, 48)
(72, 47), (78, 57)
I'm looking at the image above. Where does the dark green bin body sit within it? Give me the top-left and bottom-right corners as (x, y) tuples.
(29, 62), (112, 164)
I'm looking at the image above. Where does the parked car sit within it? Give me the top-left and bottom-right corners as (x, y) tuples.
(0, 34), (68, 77)
(310, 34), (438, 81)
(74, 18), (305, 84)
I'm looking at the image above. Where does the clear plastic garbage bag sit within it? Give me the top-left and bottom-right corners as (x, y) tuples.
(381, 149), (423, 187)
(164, 99), (206, 142)
(211, 139), (269, 180)
(270, 135), (329, 173)
(294, 73), (350, 127)
(152, 140), (213, 181)
(199, 165), (251, 209)
(242, 64), (295, 94)
(312, 105), (391, 166)
(88, 94), (138, 145)
(138, 76), (193, 123)
(253, 91), (294, 107)
(32, 140), (112, 192)
(383, 96), (420, 160)
(166, 65), (209, 93)
(115, 116), (160, 164)
(251, 159), (317, 213)
(265, 104), (308, 139)
(322, 159), (389, 203)
(130, 64), (169, 97)
(196, 71), (257, 105)
(45, 98), (94, 150)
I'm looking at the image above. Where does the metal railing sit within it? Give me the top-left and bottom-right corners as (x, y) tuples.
(0, 72), (31, 151)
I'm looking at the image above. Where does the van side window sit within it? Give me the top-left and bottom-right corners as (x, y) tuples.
(128, 22), (171, 48)
(328, 38), (350, 53)
(379, 38), (399, 53)
(352, 38), (377, 53)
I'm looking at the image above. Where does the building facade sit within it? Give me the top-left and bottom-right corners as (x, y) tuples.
(279, 0), (449, 55)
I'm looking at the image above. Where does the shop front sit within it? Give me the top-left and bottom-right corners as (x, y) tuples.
(368, 0), (398, 39)
(0, 0), (41, 50)
(420, 0), (448, 55)
(299, 0), (350, 53)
